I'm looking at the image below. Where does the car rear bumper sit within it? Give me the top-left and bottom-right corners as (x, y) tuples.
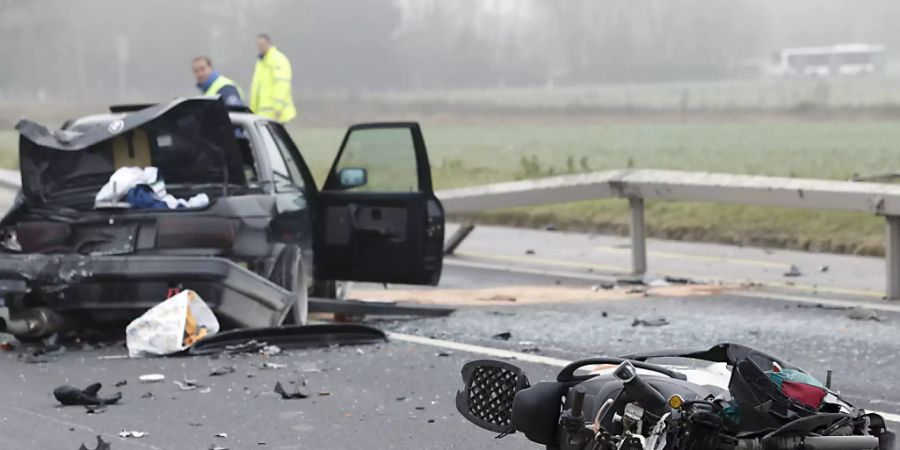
(0, 253), (293, 328)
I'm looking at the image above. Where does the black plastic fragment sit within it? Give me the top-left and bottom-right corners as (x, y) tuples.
(189, 324), (388, 356)
(54, 383), (122, 406)
(77, 436), (111, 450)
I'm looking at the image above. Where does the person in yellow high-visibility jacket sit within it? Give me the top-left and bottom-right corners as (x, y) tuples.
(250, 34), (296, 123)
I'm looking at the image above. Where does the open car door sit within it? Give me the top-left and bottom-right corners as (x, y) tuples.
(313, 123), (444, 285)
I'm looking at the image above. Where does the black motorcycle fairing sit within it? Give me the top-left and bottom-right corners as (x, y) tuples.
(622, 343), (802, 372)
(512, 381), (570, 445)
(559, 374), (727, 437)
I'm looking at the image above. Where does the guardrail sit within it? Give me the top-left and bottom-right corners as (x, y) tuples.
(1, 167), (898, 299)
(437, 169), (900, 300)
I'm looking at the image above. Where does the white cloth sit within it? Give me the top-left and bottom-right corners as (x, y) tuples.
(162, 193), (209, 209)
(95, 166), (210, 210)
(94, 166), (160, 207)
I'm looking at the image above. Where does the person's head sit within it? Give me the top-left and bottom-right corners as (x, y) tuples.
(256, 33), (271, 55)
(191, 56), (214, 84)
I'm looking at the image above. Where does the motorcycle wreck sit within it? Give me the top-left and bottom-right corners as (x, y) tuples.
(455, 343), (895, 450)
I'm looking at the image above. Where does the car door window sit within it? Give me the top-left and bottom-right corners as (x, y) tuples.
(257, 124), (300, 192)
(332, 127), (419, 193)
(265, 124), (308, 190)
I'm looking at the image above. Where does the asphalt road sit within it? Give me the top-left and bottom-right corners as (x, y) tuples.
(2, 261), (898, 449)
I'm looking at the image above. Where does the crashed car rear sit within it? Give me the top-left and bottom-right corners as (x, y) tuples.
(0, 98), (445, 339)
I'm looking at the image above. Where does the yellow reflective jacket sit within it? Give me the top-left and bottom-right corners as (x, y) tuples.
(250, 46), (296, 123)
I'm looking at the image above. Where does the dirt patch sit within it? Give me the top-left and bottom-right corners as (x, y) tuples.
(349, 284), (742, 306)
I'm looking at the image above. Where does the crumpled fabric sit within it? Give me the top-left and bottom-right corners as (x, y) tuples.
(98, 166), (211, 210)
(94, 166), (160, 207)
(53, 383), (122, 406)
(162, 192), (209, 209)
(125, 185), (168, 209)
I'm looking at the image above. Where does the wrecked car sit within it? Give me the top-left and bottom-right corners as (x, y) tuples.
(0, 97), (445, 339)
(456, 343), (894, 450)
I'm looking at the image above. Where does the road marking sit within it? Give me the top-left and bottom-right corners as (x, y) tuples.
(388, 332), (900, 422)
(445, 258), (619, 282)
(451, 250), (883, 299)
(454, 250), (628, 274)
(388, 332), (569, 367)
(594, 246), (791, 269)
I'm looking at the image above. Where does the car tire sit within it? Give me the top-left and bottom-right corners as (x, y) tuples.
(271, 245), (308, 325)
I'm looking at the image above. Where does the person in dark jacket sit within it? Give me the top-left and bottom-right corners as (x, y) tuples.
(192, 56), (244, 106)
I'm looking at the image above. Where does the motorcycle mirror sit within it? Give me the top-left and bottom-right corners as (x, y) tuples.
(455, 359), (530, 434)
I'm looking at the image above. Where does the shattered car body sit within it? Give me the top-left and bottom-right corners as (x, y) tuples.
(0, 98), (445, 338)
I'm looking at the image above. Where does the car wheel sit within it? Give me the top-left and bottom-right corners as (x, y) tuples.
(271, 245), (308, 325)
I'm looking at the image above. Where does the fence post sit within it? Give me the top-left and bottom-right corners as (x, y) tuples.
(886, 215), (900, 300)
(629, 197), (647, 275)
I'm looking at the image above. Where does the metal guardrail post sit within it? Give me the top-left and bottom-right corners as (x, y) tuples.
(887, 216), (900, 300)
(629, 197), (647, 275)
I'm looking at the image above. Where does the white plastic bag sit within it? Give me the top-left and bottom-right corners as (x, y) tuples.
(126, 290), (219, 358)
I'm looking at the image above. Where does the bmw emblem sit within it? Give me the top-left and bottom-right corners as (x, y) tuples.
(107, 119), (125, 134)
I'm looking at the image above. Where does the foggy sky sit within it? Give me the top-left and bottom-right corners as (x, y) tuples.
(1, 0), (899, 102)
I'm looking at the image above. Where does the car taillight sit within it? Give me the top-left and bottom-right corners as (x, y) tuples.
(156, 217), (235, 249)
(15, 222), (71, 252)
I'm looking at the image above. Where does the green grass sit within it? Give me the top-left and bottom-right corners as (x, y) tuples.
(289, 120), (899, 255)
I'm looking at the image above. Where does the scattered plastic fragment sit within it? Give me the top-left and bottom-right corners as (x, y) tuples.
(118, 430), (148, 438)
(632, 318), (669, 327)
(783, 265), (803, 277)
(77, 436), (111, 450)
(261, 362), (287, 370)
(53, 383), (121, 406)
(492, 332), (512, 341)
(260, 345), (281, 356)
(215, 432), (228, 438)
(210, 365), (236, 376)
(274, 381), (308, 400)
(114, 380), (127, 387)
(174, 376), (202, 391)
(139, 373), (165, 383)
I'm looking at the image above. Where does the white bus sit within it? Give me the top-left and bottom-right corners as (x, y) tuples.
(770, 44), (885, 77)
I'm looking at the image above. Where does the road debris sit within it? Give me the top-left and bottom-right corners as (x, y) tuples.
(77, 436), (111, 450)
(480, 294), (517, 302)
(210, 365), (237, 376)
(274, 381), (308, 400)
(525, 249), (535, 255)
(632, 318), (670, 327)
(215, 432), (228, 438)
(53, 383), (121, 406)
(114, 380), (127, 387)
(140, 392), (154, 399)
(492, 332), (512, 341)
(139, 373), (165, 383)
(174, 376), (202, 391)
(436, 351), (452, 357)
(260, 344), (282, 356)
(783, 264), (803, 277)
(20, 346), (65, 364)
(126, 289), (219, 358)
(819, 265), (830, 273)
(118, 430), (148, 438)
(592, 283), (615, 291)
(663, 276), (693, 284)
(848, 306), (880, 321)
(83, 405), (106, 415)
(209, 446), (229, 450)
(260, 362), (287, 370)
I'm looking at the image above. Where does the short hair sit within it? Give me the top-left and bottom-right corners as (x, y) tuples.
(192, 55), (212, 67)
(257, 33), (271, 43)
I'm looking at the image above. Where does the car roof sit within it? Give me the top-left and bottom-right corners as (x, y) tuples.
(65, 110), (263, 130)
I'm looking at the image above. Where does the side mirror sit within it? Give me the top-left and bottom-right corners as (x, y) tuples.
(455, 359), (529, 434)
(338, 167), (367, 189)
